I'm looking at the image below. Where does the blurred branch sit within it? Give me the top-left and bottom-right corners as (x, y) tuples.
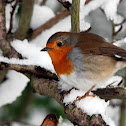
(0, 0), (19, 83)
(5, 0), (15, 3)
(17, 83), (34, 121)
(14, 0), (34, 40)
(8, 0), (19, 33)
(0, 0), (20, 58)
(71, 0), (80, 33)
(30, 9), (70, 40)
(40, 0), (46, 6)
(119, 74), (126, 126)
(112, 19), (126, 37)
(57, 0), (92, 10)
(58, 0), (71, 10)
(120, 99), (126, 126)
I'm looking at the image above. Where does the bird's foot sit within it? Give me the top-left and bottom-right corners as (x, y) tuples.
(73, 94), (95, 103)
(74, 84), (96, 103)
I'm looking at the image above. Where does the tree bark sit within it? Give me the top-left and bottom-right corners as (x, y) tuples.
(14, 0), (34, 40)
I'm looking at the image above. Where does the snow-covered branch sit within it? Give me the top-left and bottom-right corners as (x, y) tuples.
(31, 76), (107, 126)
(0, 62), (58, 80)
(92, 87), (126, 100)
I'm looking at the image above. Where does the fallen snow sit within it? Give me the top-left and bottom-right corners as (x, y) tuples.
(58, 116), (74, 126)
(106, 103), (120, 126)
(0, 70), (29, 107)
(62, 0), (72, 4)
(101, 0), (123, 24)
(30, 5), (55, 30)
(104, 76), (123, 88)
(113, 37), (126, 47)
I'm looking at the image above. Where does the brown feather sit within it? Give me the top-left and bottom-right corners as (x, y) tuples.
(75, 32), (126, 58)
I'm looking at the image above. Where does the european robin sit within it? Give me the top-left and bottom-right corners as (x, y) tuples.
(41, 114), (58, 126)
(41, 32), (126, 100)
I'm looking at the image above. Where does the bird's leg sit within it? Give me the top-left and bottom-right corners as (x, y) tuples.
(74, 84), (96, 103)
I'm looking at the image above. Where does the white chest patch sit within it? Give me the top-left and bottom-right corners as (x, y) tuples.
(59, 72), (120, 91)
(59, 72), (100, 91)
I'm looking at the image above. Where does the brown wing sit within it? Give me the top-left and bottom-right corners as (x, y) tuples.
(76, 32), (126, 58)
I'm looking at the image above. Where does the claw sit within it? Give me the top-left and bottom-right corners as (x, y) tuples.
(74, 84), (96, 103)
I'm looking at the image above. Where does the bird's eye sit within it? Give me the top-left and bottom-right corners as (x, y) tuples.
(57, 42), (62, 47)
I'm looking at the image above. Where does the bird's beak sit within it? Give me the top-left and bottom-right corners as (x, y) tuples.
(41, 47), (52, 51)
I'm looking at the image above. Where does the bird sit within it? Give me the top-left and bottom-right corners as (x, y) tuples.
(41, 32), (126, 101)
(41, 114), (58, 126)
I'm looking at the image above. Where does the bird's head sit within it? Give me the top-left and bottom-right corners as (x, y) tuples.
(41, 32), (78, 63)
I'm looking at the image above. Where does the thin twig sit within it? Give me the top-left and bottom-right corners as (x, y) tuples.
(5, 0), (15, 3)
(113, 25), (123, 36)
(8, 0), (19, 33)
(58, 0), (71, 10)
(40, 0), (46, 6)
(113, 19), (126, 37)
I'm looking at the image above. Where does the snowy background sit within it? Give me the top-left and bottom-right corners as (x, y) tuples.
(0, 0), (126, 126)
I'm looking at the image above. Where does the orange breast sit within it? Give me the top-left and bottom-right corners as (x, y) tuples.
(53, 56), (75, 77)
(47, 45), (75, 77)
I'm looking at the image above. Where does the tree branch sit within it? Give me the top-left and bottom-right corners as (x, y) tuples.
(58, 0), (71, 10)
(0, 62), (58, 80)
(5, 0), (15, 4)
(0, 60), (126, 125)
(0, 0), (19, 83)
(0, 0), (19, 58)
(14, 0), (34, 40)
(71, 0), (80, 33)
(31, 76), (106, 126)
(8, 0), (19, 33)
(92, 87), (126, 100)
